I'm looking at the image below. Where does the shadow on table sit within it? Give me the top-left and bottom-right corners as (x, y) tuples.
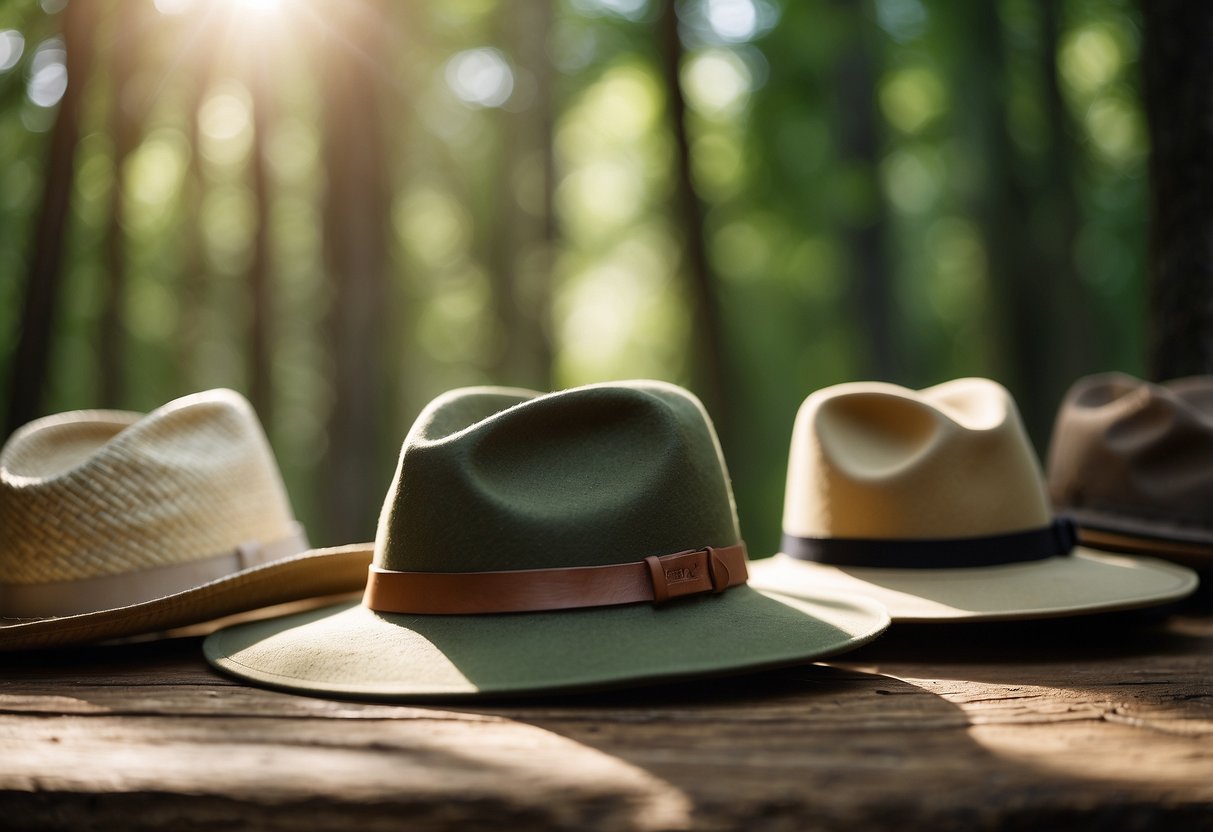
(0, 636), (990, 831)
(839, 604), (1212, 667)
(460, 664), (999, 828)
(449, 602), (1213, 829)
(6, 606), (1213, 831)
(456, 654), (1213, 831)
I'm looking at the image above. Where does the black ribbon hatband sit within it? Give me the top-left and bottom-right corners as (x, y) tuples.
(781, 518), (1078, 569)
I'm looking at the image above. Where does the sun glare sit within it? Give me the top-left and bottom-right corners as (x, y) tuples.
(153, 0), (192, 14)
(237, 0), (284, 14)
(155, 0), (285, 16)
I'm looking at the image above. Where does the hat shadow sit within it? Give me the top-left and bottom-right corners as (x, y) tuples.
(8, 621), (1212, 829)
(447, 662), (1004, 827)
(0, 636), (972, 829)
(453, 652), (1208, 827)
(1180, 567), (1213, 612)
(445, 603), (1213, 825)
(840, 603), (1207, 670)
(820, 607), (1213, 807)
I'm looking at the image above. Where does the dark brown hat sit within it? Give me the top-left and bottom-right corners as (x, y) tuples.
(1047, 372), (1213, 564)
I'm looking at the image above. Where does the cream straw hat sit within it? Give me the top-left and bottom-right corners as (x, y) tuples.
(748, 378), (1197, 622)
(0, 389), (371, 650)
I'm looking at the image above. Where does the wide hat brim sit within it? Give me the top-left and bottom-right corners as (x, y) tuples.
(203, 585), (889, 699)
(0, 545), (372, 651)
(1061, 507), (1213, 565)
(748, 548), (1197, 623)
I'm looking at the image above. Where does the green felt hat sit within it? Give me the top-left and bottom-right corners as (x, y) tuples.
(205, 381), (888, 699)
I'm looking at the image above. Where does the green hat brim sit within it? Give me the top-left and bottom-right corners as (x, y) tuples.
(203, 586), (888, 699)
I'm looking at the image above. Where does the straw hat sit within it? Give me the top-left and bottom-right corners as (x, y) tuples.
(748, 378), (1197, 622)
(0, 390), (372, 650)
(1048, 372), (1213, 565)
(205, 381), (889, 699)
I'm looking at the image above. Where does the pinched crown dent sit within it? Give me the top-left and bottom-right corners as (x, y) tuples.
(373, 382), (741, 574)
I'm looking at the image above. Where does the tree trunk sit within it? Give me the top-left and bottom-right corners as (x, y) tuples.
(247, 46), (275, 427)
(488, 0), (555, 390)
(656, 0), (730, 442)
(831, 2), (896, 381)
(5, 0), (98, 434)
(1036, 0), (1092, 385)
(319, 0), (393, 544)
(1140, 1), (1213, 378)
(100, 0), (147, 409)
(948, 2), (1055, 445)
(535, 0), (558, 391)
(176, 11), (220, 393)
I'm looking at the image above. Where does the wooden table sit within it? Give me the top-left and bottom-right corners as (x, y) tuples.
(3, 603), (1213, 831)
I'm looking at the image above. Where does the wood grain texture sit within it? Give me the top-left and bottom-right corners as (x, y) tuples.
(2, 612), (1212, 831)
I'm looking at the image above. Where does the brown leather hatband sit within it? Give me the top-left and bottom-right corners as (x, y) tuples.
(362, 542), (749, 615)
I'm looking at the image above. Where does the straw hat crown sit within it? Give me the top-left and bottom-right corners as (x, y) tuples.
(783, 378), (1051, 540)
(1047, 372), (1213, 530)
(374, 380), (741, 573)
(0, 389), (299, 584)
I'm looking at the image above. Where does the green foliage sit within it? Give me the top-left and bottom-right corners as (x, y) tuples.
(0, 0), (1150, 553)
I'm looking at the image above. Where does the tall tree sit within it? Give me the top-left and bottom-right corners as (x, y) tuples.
(487, 0), (555, 390)
(175, 7), (221, 393)
(656, 0), (731, 443)
(1035, 0), (1091, 385)
(5, 0), (99, 434)
(1140, 1), (1213, 377)
(946, 2), (1057, 445)
(318, 0), (393, 544)
(247, 42), (275, 426)
(831, 1), (897, 381)
(99, 0), (148, 409)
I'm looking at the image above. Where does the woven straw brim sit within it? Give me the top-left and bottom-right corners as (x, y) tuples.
(0, 544), (372, 651)
(748, 549), (1197, 623)
(203, 585), (890, 700)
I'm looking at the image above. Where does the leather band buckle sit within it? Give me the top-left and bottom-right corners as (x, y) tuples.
(363, 541), (749, 615)
(644, 546), (732, 605)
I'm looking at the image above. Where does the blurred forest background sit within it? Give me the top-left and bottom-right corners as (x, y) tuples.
(0, 0), (1169, 553)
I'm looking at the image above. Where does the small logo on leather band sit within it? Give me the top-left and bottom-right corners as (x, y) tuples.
(664, 567), (698, 583)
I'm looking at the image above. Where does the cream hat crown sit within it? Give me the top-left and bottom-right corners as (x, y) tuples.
(749, 378), (1198, 622)
(783, 378), (1050, 542)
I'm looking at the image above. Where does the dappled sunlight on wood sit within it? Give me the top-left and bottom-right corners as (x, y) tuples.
(4, 630), (1213, 826)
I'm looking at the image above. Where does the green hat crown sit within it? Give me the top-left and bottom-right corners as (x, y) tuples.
(373, 381), (741, 573)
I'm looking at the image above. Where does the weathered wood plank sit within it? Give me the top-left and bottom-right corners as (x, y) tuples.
(0, 666), (964, 729)
(1, 614), (1211, 831)
(2, 714), (690, 831)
